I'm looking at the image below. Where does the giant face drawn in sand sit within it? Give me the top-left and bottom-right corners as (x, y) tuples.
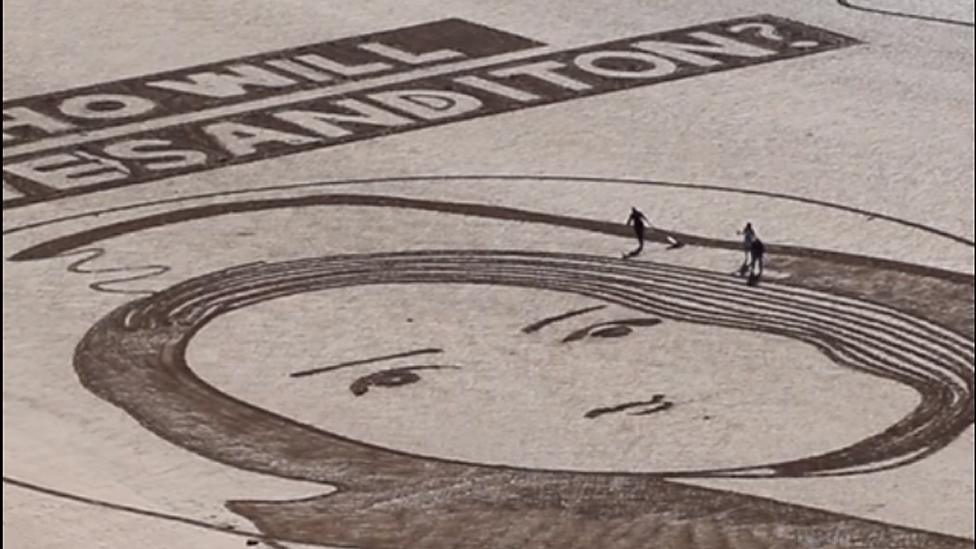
(184, 257), (944, 475)
(8, 178), (974, 548)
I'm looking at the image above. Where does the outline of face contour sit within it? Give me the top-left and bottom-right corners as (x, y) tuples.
(173, 260), (968, 481)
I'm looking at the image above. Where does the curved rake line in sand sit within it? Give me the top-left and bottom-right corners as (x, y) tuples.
(837, 0), (975, 28)
(1, 476), (339, 549)
(59, 247), (170, 296)
(140, 251), (973, 387)
(5, 175), (973, 249)
(75, 251), (974, 481)
(9, 193), (973, 291)
(145, 250), (974, 360)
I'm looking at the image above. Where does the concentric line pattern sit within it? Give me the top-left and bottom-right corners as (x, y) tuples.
(78, 250), (975, 479)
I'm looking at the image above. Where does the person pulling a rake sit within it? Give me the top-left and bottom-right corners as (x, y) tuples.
(737, 222), (765, 285)
(624, 207), (681, 258)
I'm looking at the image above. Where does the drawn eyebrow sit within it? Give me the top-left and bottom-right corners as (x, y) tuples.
(521, 305), (607, 334)
(290, 348), (443, 378)
(584, 394), (669, 419)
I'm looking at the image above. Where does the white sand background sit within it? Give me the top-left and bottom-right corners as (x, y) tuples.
(4, 0), (974, 546)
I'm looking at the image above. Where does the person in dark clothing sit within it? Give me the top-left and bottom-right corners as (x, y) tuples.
(747, 237), (765, 285)
(739, 223), (756, 260)
(625, 207), (650, 257)
(737, 222), (757, 276)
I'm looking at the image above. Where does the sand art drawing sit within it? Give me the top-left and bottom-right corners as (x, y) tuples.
(3, 4), (973, 548)
(5, 173), (973, 547)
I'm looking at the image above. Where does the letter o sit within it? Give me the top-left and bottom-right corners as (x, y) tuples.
(59, 94), (157, 120)
(574, 50), (677, 79)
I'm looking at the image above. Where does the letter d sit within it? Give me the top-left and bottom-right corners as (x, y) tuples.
(367, 89), (483, 120)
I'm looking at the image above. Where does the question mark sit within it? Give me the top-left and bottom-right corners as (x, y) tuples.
(728, 22), (784, 42)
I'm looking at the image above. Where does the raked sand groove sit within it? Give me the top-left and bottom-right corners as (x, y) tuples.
(836, 0), (975, 28)
(8, 192), (974, 287)
(1, 476), (317, 548)
(6, 176), (973, 248)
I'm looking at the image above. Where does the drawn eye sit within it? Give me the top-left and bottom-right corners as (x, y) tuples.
(589, 325), (633, 338)
(349, 365), (459, 396)
(562, 318), (662, 343)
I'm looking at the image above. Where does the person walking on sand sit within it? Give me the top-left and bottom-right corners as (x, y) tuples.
(625, 207), (651, 257)
(737, 222), (757, 275)
(747, 237), (765, 285)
